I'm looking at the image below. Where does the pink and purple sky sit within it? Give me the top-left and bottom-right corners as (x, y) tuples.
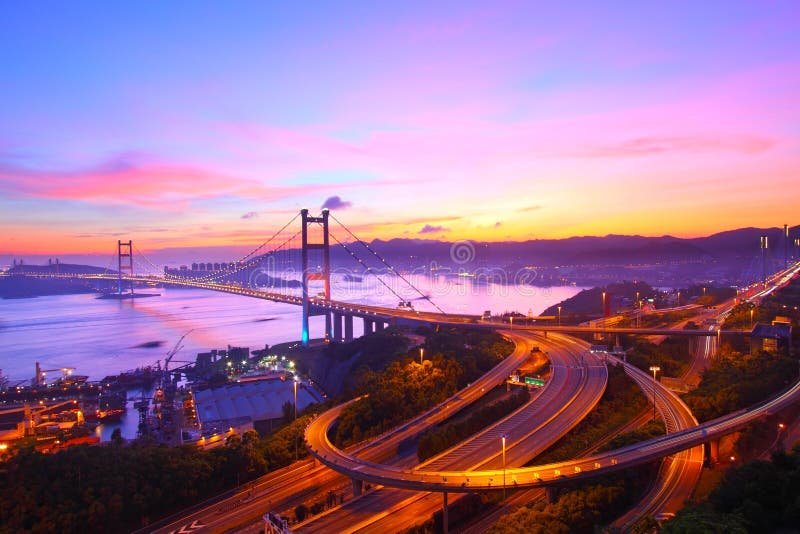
(1, 1), (799, 263)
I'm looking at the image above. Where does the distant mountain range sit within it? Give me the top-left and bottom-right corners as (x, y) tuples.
(360, 225), (800, 268)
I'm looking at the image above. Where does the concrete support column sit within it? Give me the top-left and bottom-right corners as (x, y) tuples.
(708, 439), (720, 465)
(442, 491), (449, 534)
(375, 321), (385, 332)
(325, 312), (332, 341)
(333, 313), (343, 342)
(352, 478), (363, 496)
(344, 315), (354, 342)
(544, 487), (557, 504)
(364, 318), (374, 334)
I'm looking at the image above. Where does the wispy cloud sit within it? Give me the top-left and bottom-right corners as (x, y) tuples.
(0, 153), (302, 209)
(575, 135), (776, 158)
(241, 211), (259, 219)
(420, 224), (449, 234)
(517, 205), (543, 212)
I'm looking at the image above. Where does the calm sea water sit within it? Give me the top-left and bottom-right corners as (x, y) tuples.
(0, 275), (582, 439)
(0, 275), (582, 382)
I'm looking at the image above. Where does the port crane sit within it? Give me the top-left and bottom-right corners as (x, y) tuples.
(34, 362), (76, 386)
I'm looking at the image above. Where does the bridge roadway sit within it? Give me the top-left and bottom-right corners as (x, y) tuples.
(296, 333), (607, 533)
(609, 355), (704, 529)
(5, 272), (746, 337)
(150, 330), (585, 533)
(305, 367), (800, 493)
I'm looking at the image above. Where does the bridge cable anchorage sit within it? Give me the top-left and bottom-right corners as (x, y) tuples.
(191, 212), (302, 283)
(329, 213), (446, 315)
(327, 230), (415, 306)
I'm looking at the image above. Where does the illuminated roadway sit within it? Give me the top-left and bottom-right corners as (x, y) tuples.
(4, 272), (749, 338)
(150, 330), (563, 533)
(305, 367), (800, 494)
(297, 333), (607, 533)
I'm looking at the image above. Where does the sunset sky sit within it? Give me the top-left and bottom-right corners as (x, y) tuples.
(1, 1), (799, 263)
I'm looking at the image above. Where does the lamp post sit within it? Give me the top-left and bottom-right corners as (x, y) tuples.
(509, 316), (514, 330)
(602, 291), (606, 317)
(750, 308), (755, 328)
(649, 366), (660, 422)
(419, 347), (424, 365)
(501, 435), (507, 499)
(557, 306), (562, 326)
(635, 292), (640, 328)
(293, 378), (298, 461)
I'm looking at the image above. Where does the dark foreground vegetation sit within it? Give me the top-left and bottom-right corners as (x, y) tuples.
(684, 349), (797, 422)
(625, 337), (692, 378)
(0, 421), (307, 533)
(0, 327), (513, 533)
(662, 445), (800, 533)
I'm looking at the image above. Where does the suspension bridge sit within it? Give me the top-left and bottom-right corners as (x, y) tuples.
(4, 209), (768, 342)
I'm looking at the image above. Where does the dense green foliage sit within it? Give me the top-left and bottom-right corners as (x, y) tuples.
(684, 349), (797, 422)
(487, 480), (629, 534)
(325, 328), (410, 371)
(599, 420), (665, 452)
(625, 338), (691, 378)
(417, 388), (530, 461)
(0, 420), (310, 533)
(334, 329), (512, 447)
(534, 364), (648, 464)
(664, 446), (800, 533)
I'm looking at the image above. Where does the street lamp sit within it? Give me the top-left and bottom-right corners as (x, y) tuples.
(649, 366), (661, 422)
(635, 292), (640, 328)
(501, 435), (507, 499)
(420, 347), (424, 365)
(293, 378), (298, 461)
(750, 308), (755, 328)
(557, 306), (561, 327)
(602, 291), (606, 316)
(509, 316), (514, 330)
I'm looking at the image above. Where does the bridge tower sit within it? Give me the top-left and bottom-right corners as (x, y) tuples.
(117, 240), (134, 296)
(301, 209), (331, 346)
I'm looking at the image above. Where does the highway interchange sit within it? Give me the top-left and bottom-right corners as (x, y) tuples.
(11, 261), (800, 532)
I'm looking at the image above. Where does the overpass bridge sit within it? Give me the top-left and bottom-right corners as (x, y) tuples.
(305, 358), (800, 493)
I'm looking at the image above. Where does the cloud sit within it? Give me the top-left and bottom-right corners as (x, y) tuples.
(321, 195), (352, 210)
(517, 205), (543, 212)
(0, 152), (302, 209)
(576, 135), (776, 158)
(241, 211), (259, 219)
(494, 221), (502, 227)
(419, 224), (450, 234)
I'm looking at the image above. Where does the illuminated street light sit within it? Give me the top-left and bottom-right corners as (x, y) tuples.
(649, 366), (661, 422)
(294, 378), (298, 461)
(501, 435), (507, 499)
(750, 308), (755, 328)
(602, 291), (606, 317)
(557, 306), (562, 327)
(420, 347), (425, 365)
(509, 316), (514, 330)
